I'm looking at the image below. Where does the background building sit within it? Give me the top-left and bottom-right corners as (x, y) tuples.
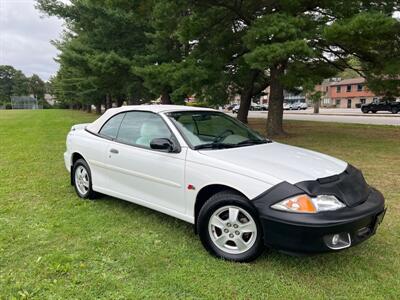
(319, 77), (379, 108)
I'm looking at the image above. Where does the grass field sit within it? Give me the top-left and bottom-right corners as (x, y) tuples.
(1, 109), (399, 299)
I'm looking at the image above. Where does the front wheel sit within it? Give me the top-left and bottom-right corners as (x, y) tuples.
(73, 158), (96, 199)
(197, 191), (264, 262)
(391, 107), (399, 114)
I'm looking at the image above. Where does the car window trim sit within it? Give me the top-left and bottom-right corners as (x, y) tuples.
(87, 109), (182, 154)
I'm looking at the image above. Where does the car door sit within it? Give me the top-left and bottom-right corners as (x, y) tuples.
(104, 111), (187, 214)
(90, 112), (126, 189)
(377, 100), (386, 111)
(383, 101), (391, 111)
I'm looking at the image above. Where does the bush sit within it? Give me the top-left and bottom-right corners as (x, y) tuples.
(5, 104), (12, 110)
(41, 101), (53, 109)
(186, 101), (211, 108)
(53, 102), (70, 109)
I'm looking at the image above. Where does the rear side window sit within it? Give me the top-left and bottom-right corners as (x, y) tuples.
(99, 113), (125, 139)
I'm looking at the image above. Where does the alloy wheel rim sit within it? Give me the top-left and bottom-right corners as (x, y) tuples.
(208, 205), (257, 254)
(75, 165), (89, 195)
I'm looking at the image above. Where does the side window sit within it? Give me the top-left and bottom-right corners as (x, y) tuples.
(116, 111), (172, 148)
(99, 113), (125, 139)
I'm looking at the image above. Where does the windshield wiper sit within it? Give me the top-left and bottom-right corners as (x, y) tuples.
(194, 139), (270, 150)
(194, 142), (236, 150)
(236, 139), (271, 146)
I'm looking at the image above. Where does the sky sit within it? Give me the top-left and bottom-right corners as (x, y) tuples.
(0, 0), (64, 81)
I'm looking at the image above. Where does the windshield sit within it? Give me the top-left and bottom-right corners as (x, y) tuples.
(168, 111), (270, 149)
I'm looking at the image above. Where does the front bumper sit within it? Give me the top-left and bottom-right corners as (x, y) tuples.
(252, 175), (385, 254)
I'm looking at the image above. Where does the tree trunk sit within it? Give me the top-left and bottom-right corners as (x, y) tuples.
(161, 91), (172, 104)
(116, 96), (124, 107)
(237, 91), (252, 123)
(237, 70), (260, 123)
(128, 96), (141, 105)
(95, 102), (101, 114)
(86, 104), (92, 113)
(105, 94), (112, 110)
(266, 63), (285, 137)
(313, 100), (320, 114)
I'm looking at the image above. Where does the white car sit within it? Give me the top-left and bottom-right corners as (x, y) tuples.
(64, 105), (385, 261)
(283, 103), (292, 110)
(290, 102), (308, 110)
(232, 104), (240, 113)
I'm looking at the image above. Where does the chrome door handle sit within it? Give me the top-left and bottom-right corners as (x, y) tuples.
(110, 148), (119, 154)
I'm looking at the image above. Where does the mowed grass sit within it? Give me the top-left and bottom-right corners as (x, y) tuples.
(0, 109), (399, 299)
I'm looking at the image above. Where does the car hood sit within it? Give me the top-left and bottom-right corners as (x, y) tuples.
(198, 142), (347, 184)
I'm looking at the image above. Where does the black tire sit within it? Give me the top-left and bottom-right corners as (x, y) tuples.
(372, 110), (377, 113)
(391, 107), (399, 114)
(197, 190), (264, 262)
(362, 108), (369, 114)
(72, 158), (96, 199)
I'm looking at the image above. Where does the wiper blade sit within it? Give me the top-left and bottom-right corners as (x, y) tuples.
(194, 142), (236, 150)
(194, 139), (271, 150)
(236, 139), (271, 146)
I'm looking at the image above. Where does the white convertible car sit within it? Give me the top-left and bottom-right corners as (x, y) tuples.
(64, 105), (385, 261)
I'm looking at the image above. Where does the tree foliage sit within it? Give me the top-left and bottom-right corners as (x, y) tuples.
(37, 0), (400, 134)
(0, 65), (46, 106)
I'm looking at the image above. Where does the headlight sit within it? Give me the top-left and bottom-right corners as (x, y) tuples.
(271, 194), (345, 213)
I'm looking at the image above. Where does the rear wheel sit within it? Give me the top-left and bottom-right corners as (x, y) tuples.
(198, 191), (264, 262)
(372, 110), (377, 113)
(362, 108), (369, 114)
(391, 107), (399, 114)
(73, 159), (96, 199)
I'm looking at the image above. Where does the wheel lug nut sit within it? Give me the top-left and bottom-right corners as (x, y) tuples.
(224, 229), (229, 233)
(229, 233), (234, 238)
(235, 231), (240, 235)
(227, 223), (231, 227)
(233, 224), (238, 228)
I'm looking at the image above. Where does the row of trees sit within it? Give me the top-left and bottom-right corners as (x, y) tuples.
(37, 0), (400, 135)
(0, 65), (47, 107)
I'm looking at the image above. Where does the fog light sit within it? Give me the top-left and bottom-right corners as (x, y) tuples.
(324, 233), (351, 250)
(332, 234), (340, 245)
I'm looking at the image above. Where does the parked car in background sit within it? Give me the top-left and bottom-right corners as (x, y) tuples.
(250, 103), (268, 111)
(361, 99), (400, 114)
(232, 104), (240, 113)
(65, 105), (385, 262)
(232, 103), (267, 113)
(299, 102), (308, 110)
(251, 104), (262, 111)
(291, 102), (301, 110)
(226, 104), (236, 111)
(283, 103), (292, 110)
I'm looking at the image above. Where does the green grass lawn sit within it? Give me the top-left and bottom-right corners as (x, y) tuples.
(1, 109), (399, 299)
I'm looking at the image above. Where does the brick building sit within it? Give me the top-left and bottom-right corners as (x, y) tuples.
(319, 77), (379, 108)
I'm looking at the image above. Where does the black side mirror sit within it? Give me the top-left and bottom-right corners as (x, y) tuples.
(150, 138), (174, 152)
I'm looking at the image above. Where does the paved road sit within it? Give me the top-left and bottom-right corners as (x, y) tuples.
(284, 108), (400, 117)
(230, 109), (400, 126)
